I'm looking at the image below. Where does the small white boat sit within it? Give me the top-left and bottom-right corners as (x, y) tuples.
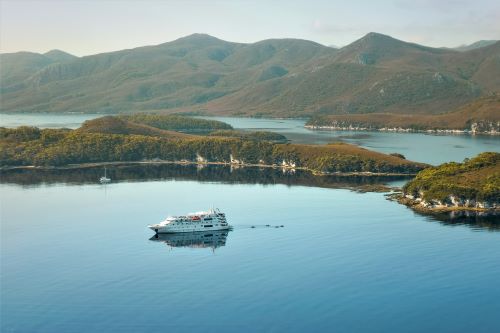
(99, 167), (111, 184)
(149, 208), (231, 234)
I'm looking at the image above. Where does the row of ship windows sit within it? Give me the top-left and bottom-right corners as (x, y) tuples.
(173, 224), (227, 228)
(175, 221), (225, 225)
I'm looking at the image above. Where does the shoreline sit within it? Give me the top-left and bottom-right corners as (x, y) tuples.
(305, 125), (500, 136)
(2, 112), (498, 136)
(393, 194), (499, 216)
(0, 160), (419, 177)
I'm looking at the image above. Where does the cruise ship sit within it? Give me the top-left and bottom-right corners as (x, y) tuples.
(148, 208), (230, 233)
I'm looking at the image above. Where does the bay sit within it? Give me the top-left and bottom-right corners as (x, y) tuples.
(1, 113), (499, 332)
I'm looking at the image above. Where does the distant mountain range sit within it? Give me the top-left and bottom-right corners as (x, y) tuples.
(452, 40), (498, 52)
(1, 33), (499, 118)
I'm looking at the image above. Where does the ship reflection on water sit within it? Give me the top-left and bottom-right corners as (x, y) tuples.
(149, 230), (230, 250)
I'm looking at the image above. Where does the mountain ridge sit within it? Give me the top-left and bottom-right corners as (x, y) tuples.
(1, 33), (498, 118)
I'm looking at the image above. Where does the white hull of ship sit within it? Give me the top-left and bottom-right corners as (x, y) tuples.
(149, 224), (231, 234)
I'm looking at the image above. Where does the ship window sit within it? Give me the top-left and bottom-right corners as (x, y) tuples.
(204, 225), (213, 228)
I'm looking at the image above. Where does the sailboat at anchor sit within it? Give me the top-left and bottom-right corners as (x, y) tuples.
(99, 167), (111, 184)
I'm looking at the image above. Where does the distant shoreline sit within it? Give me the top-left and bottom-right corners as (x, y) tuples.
(305, 125), (500, 136)
(3, 113), (498, 136)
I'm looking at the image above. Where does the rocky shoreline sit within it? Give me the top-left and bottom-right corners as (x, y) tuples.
(395, 194), (499, 216)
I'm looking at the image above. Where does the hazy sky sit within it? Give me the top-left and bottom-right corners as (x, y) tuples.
(1, 0), (499, 56)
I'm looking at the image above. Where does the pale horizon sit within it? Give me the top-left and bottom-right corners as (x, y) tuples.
(1, 0), (499, 56)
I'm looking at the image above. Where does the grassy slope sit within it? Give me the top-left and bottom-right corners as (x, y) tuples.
(119, 114), (233, 132)
(208, 130), (287, 142)
(77, 116), (194, 139)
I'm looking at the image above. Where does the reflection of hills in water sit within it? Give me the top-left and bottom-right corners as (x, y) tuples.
(150, 230), (229, 249)
(0, 163), (409, 190)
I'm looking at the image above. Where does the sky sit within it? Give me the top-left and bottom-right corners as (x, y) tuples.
(1, 0), (499, 56)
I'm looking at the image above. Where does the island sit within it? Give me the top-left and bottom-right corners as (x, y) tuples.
(0, 114), (426, 175)
(399, 152), (499, 215)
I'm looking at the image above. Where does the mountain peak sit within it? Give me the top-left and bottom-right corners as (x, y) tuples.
(356, 32), (406, 47)
(174, 33), (224, 43)
(43, 49), (77, 62)
(363, 32), (394, 40)
(337, 32), (449, 65)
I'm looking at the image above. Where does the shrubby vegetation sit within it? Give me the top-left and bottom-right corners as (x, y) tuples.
(0, 126), (425, 174)
(390, 153), (406, 159)
(403, 152), (500, 203)
(208, 130), (287, 142)
(119, 114), (233, 133)
(77, 116), (194, 138)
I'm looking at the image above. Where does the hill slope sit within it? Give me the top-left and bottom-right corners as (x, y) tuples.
(453, 40), (499, 52)
(1, 33), (498, 117)
(306, 95), (500, 134)
(77, 116), (193, 139)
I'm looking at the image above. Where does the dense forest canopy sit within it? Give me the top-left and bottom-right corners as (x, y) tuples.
(208, 130), (288, 142)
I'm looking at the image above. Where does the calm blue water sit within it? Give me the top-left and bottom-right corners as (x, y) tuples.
(1, 114), (498, 165)
(1, 180), (500, 332)
(0, 113), (104, 129)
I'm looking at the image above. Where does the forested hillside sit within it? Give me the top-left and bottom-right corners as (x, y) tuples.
(2, 33), (498, 118)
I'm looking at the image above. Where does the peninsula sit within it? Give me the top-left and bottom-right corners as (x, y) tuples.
(399, 152), (499, 215)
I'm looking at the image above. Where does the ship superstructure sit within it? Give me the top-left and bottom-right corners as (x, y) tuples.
(148, 208), (230, 233)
